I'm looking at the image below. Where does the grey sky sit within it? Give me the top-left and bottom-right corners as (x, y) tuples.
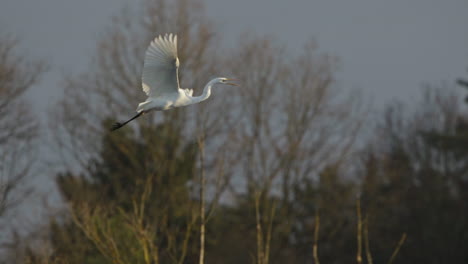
(2, 0), (467, 114)
(206, 0), (468, 100)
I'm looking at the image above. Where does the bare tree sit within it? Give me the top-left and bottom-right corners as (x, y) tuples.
(358, 84), (468, 264)
(0, 34), (46, 263)
(0, 35), (45, 221)
(47, 0), (234, 262)
(225, 36), (364, 200)
(50, 0), (226, 169)
(47, 0), (366, 262)
(204, 34), (367, 263)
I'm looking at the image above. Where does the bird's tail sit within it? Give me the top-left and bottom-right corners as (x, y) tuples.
(137, 100), (153, 113)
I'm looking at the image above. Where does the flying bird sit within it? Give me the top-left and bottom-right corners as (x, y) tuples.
(111, 33), (237, 131)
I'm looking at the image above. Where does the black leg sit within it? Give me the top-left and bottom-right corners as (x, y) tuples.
(110, 112), (144, 131)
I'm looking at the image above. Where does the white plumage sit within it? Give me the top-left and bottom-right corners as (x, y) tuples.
(141, 33), (180, 98)
(111, 33), (237, 131)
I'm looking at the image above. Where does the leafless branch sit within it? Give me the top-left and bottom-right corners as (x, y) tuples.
(387, 233), (407, 264)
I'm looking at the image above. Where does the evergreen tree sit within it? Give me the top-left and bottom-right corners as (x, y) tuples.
(46, 119), (199, 264)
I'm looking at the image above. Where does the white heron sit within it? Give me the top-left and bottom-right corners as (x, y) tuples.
(111, 33), (237, 131)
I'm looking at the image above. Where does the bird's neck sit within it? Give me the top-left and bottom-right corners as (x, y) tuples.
(191, 80), (216, 104)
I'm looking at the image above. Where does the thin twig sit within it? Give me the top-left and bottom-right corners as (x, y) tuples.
(178, 213), (197, 264)
(264, 201), (276, 264)
(255, 191), (264, 264)
(364, 216), (373, 264)
(356, 199), (363, 264)
(387, 233), (407, 264)
(313, 210), (320, 264)
(197, 136), (206, 264)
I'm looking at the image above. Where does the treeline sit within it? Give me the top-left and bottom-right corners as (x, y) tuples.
(1, 0), (467, 263)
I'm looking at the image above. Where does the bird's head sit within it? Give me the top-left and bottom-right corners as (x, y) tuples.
(216, 77), (238, 86)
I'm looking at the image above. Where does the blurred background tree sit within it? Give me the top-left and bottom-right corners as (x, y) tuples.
(0, 34), (46, 261)
(47, 120), (199, 263)
(1, 0), (467, 263)
(358, 86), (468, 264)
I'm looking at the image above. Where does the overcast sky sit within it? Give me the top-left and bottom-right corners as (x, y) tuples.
(2, 0), (468, 114)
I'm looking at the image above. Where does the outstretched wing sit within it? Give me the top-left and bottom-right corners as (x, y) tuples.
(141, 33), (180, 97)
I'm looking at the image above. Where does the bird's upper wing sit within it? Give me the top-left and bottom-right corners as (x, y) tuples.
(141, 34), (180, 97)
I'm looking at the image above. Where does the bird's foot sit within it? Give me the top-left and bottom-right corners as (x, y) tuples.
(110, 122), (123, 131)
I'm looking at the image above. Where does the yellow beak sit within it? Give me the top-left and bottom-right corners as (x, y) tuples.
(225, 78), (239, 86)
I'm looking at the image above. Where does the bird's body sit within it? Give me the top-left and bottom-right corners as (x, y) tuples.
(136, 89), (191, 112)
(111, 33), (236, 131)
(136, 79), (216, 112)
